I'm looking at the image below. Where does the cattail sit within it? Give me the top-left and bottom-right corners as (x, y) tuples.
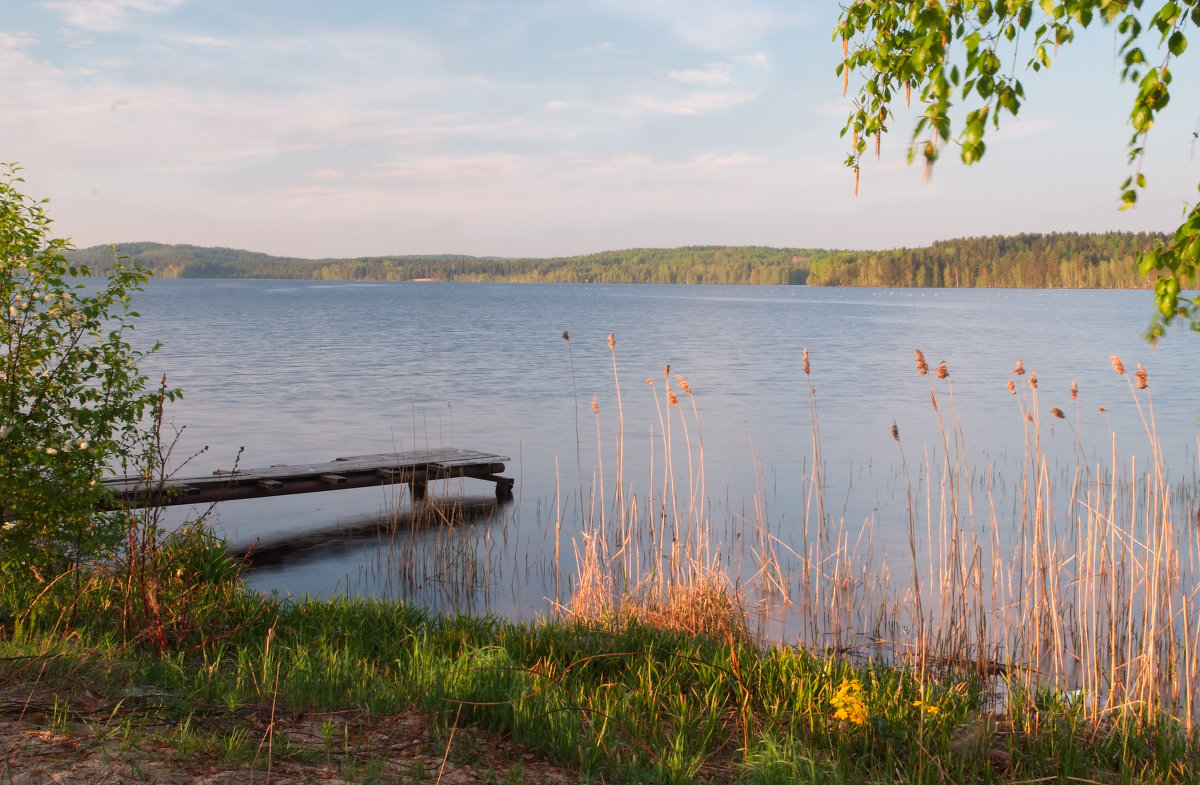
(667, 387), (679, 407)
(1071, 381), (1078, 400)
(675, 375), (691, 394)
(592, 396), (599, 414)
(1050, 407), (1065, 419)
(1110, 355), (1126, 375)
(1007, 379), (1016, 395)
(1030, 370), (1038, 389)
(1012, 359), (1025, 376)
(891, 420), (900, 442)
(930, 389), (939, 412)
(1136, 363), (1148, 389)
(936, 361), (948, 380)
(608, 332), (615, 350)
(561, 330), (569, 341)
(914, 348), (928, 376)
(803, 347), (810, 375)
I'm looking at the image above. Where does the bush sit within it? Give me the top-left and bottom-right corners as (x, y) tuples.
(0, 164), (171, 603)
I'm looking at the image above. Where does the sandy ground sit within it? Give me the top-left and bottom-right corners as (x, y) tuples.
(1, 680), (584, 785)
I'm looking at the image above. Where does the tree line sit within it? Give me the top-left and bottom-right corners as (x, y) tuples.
(68, 232), (1166, 288)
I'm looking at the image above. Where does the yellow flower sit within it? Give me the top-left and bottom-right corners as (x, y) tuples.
(912, 700), (941, 715)
(830, 679), (868, 725)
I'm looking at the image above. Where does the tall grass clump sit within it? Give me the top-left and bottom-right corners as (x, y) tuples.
(561, 333), (750, 645)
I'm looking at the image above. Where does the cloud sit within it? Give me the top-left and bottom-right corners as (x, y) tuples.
(669, 63), (733, 86)
(596, 0), (808, 51)
(673, 152), (764, 169)
(39, 0), (185, 31)
(733, 52), (770, 70)
(628, 89), (757, 115)
(364, 154), (531, 185)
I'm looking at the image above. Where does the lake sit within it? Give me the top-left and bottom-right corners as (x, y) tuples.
(131, 280), (1200, 641)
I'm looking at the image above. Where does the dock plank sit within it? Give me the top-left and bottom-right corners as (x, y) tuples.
(101, 449), (513, 508)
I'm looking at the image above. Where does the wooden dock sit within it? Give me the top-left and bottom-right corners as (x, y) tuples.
(102, 448), (514, 508)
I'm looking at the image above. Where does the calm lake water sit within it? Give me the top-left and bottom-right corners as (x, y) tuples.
(131, 280), (1200, 629)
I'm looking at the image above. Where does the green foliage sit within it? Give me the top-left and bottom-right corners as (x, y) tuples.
(837, 0), (1199, 338)
(808, 230), (1160, 287)
(68, 242), (822, 285)
(0, 164), (170, 600)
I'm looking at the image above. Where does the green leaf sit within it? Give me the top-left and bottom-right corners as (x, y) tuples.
(1139, 251), (1160, 275)
(1168, 31), (1187, 56)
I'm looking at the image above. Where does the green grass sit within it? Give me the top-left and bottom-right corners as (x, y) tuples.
(4, 582), (1197, 784)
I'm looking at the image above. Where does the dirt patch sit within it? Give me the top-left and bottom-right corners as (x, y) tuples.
(1, 680), (582, 784)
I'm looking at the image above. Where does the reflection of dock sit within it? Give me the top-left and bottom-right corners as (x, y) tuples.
(102, 448), (514, 508)
(240, 497), (502, 568)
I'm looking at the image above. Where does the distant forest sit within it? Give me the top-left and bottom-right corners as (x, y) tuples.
(67, 232), (1166, 288)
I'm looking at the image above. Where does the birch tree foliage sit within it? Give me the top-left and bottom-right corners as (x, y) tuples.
(836, 0), (1200, 340)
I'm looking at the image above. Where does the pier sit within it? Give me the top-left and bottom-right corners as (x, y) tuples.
(102, 448), (514, 508)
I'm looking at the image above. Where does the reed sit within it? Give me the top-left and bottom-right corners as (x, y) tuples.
(552, 337), (1200, 734)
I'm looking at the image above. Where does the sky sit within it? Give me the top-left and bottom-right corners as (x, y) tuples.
(3, 0), (1198, 259)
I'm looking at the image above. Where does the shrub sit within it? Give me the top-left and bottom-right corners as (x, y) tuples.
(0, 164), (171, 604)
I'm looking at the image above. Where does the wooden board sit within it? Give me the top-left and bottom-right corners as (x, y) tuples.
(101, 448), (513, 508)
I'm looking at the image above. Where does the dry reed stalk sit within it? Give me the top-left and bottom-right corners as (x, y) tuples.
(915, 348), (929, 376)
(592, 395), (607, 545)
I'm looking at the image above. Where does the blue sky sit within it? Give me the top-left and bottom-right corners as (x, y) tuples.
(4, 0), (1197, 258)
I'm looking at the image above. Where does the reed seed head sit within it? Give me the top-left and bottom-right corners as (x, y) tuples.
(1012, 359), (1025, 376)
(929, 389), (938, 412)
(1071, 381), (1078, 401)
(664, 364), (670, 379)
(675, 375), (691, 395)
(1026, 412), (1033, 422)
(608, 332), (615, 350)
(667, 387), (679, 407)
(1110, 355), (1125, 375)
(936, 361), (948, 380)
(1099, 406), (1107, 413)
(803, 347), (810, 376)
(591, 396), (598, 414)
(914, 349), (928, 376)
(646, 379), (653, 385)
(891, 420), (899, 442)
(1136, 363), (1148, 389)
(1029, 370), (1038, 389)
(1007, 379), (1016, 395)
(562, 330), (569, 341)
(1050, 407), (1065, 419)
